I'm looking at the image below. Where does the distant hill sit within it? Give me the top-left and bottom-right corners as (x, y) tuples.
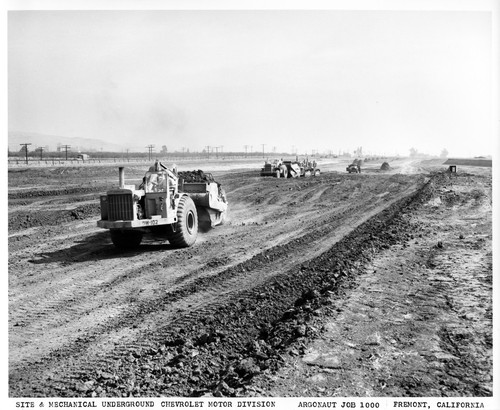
(8, 131), (127, 153)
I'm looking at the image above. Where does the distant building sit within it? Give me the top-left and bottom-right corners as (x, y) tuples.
(76, 153), (90, 160)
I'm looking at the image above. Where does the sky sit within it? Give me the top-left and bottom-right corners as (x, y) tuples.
(7, 6), (495, 157)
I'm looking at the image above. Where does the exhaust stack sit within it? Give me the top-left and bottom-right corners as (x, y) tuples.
(119, 167), (125, 188)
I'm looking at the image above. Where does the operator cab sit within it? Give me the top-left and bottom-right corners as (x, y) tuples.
(144, 171), (168, 193)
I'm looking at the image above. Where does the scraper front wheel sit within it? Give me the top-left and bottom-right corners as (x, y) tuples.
(167, 195), (198, 248)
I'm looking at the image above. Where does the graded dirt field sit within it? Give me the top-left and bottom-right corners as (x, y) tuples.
(7, 158), (493, 398)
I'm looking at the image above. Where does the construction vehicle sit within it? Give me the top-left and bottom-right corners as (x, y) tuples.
(261, 159), (288, 178)
(298, 158), (320, 177)
(280, 161), (300, 178)
(283, 158), (320, 178)
(97, 161), (228, 249)
(346, 159), (362, 173)
(262, 157), (320, 178)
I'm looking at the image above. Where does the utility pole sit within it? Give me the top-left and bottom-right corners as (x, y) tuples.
(126, 149), (129, 162)
(244, 145), (249, 158)
(61, 145), (71, 161)
(37, 147), (44, 160)
(261, 144), (266, 158)
(20, 143), (32, 165)
(205, 146), (210, 159)
(146, 145), (154, 161)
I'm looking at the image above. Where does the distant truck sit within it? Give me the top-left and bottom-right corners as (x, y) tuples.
(346, 159), (363, 173)
(296, 158), (320, 177)
(261, 158), (320, 178)
(261, 159), (289, 178)
(76, 154), (90, 160)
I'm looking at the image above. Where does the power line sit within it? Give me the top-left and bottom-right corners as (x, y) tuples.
(19, 143), (32, 165)
(146, 145), (154, 161)
(61, 145), (71, 161)
(213, 146), (223, 159)
(37, 146), (44, 160)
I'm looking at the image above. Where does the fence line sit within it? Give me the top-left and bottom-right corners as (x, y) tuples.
(6, 155), (270, 168)
(8, 158), (149, 167)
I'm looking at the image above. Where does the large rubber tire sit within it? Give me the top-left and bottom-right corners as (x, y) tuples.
(219, 188), (227, 204)
(167, 195), (198, 248)
(280, 165), (288, 178)
(110, 229), (143, 250)
(195, 206), (211, 233)
(220, 211), (227, 225)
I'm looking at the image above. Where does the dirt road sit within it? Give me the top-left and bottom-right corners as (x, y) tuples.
(8, 158), (492, 398)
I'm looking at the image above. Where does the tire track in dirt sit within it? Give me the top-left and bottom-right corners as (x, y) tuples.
(11, 203), (324, 358)
(10, 218), (275, 370)
(10, 234), (216, 368)
(9, 194), (102, 213)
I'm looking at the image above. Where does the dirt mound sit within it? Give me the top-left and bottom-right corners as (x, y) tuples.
(8, 186), (99, 200)
(381, 162), (390, 170)
(9, 204), (100, 232)
(178, 170), (216, 183)
(438, 186), (489, 208)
